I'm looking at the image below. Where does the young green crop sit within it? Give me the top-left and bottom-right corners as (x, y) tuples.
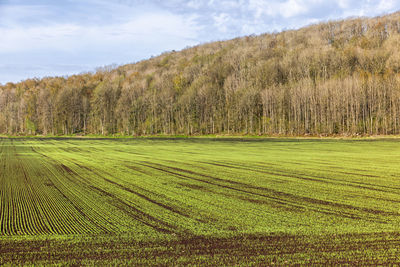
(1, 137), (400, 264)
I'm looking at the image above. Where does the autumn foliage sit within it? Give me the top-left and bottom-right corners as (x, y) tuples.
(1, 12), (400, 136)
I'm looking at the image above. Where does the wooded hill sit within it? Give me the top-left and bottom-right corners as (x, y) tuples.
(1, 12), (400, 136)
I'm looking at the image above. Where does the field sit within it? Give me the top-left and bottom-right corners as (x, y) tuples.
(1, 137), (400, 265)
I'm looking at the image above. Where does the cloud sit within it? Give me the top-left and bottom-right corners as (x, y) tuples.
(248, 0), (308, 19)
(213, 13), (231, 33)
(375, 0), (397, 13)
(281, 0), (308, 18)
(0, 1), (200, 51)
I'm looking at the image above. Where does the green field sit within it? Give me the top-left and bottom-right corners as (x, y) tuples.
(1, 137), (400, 265)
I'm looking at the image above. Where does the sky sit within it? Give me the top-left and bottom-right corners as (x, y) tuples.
(0, 0), (399, 84)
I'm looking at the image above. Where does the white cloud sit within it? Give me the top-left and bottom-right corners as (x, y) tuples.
(0, 11), (199, 52)
(248, 0), (308, 19)
(213, 13), (231, 33)
(0, 4), (50, 26)
(187, 0), (203, 9)
(282, 0), (308, 18)
(337, 0), (350, 9)
(376, 0), (397, 13)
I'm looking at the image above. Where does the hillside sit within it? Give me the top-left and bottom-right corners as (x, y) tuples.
(1, 12), (400, 136)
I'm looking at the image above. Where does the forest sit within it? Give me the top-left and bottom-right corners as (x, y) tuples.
(1, 12), (400, 136)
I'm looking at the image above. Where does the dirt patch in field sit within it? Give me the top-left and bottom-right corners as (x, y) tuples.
(124, 164), (153, 176)
(2, 232), (400, 265)
(176, 182), (211, 192)
(74, 162), (93, 172)
(60, 164), (76, 175)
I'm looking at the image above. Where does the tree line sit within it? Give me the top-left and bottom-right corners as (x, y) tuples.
(1, 12), (400, 136)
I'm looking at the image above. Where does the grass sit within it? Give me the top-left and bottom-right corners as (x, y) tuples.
(1, 137), (400, 265)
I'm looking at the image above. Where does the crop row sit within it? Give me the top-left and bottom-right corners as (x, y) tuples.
(2, 138), (400, 238)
